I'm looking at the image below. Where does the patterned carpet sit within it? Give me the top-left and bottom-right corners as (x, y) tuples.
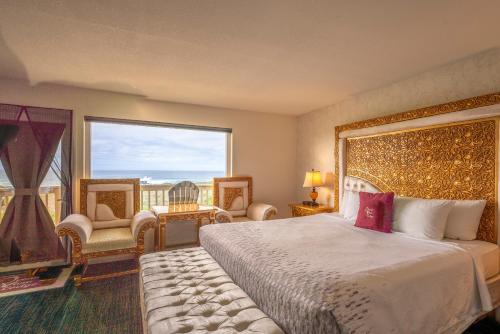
(0, 271), (498, 334)
(0, 274), (142, 334)
(0, 274), (42, 293)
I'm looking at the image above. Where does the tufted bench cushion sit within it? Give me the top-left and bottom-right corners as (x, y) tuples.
(139, 247), (283, 334)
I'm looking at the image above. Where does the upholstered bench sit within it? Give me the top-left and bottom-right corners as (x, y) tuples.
(139, 247), (283, 334)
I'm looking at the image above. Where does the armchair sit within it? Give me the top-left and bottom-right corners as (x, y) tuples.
(56, 179), (156, 286)
(213, 176), (277, 223)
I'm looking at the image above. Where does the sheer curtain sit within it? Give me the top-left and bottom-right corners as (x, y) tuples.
(0, 104), (72, 263)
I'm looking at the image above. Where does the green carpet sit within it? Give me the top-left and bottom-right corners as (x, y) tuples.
(0, 274), (142, 334)
(0, 271), (499, 334)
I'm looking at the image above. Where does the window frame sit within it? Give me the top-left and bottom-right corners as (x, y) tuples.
(83, 116), (232, 179)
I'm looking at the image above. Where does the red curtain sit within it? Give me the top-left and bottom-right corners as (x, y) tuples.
(0, 105), (72, 263)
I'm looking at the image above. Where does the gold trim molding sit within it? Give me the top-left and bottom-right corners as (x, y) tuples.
(336, 92), (500, 134)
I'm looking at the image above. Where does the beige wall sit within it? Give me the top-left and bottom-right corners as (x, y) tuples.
(3, 47), (500, 218)
(297, 48), (500, 206)
(0, 77), (297, 218)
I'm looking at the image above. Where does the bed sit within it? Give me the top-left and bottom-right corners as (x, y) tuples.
(199, 96), (500, 333)
(200, 211), (498, 334)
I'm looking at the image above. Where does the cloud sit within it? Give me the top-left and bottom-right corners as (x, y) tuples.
(90, 123), (227, 171)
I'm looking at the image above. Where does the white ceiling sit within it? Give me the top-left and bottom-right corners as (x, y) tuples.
(0, 0), (499, 115)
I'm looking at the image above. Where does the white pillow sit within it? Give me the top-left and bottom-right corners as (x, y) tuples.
(444, 200), (487, 240)
(393, 197), (454, 240)
(342, 190), (360, 220)
(95, 203), (119, 221)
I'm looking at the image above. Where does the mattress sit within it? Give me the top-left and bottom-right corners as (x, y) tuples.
(442, 239), (499, 279)
(200, 213), (491, 334)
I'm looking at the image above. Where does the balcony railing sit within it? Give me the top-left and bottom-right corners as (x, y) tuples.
(0, 182), (214, 224)
(0, 186), (61, 224)
(140, 183), (213, 209)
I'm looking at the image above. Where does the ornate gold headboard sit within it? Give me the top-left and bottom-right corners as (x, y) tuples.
(334, 92), (500, 243)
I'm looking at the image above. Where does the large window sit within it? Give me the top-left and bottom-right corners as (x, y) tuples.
(86, 118), (231, 208)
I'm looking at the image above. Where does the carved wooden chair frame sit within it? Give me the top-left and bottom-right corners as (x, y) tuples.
(58, 179), (157, 286)
(212, 176), (277, 222)
(213, 176), (254, 208)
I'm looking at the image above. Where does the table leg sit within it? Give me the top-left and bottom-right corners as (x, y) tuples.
(154, 224), (159, 251)
(196, 217), (202, 246)
(160, 221), (166, 251)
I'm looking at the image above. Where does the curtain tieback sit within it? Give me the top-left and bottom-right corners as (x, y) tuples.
(15, 188), (39, 196)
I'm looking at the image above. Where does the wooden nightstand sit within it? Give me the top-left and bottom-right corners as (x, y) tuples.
(289, 203), (334, 217)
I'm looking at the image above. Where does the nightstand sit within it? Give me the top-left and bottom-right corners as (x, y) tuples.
(289, 203), (334, 217)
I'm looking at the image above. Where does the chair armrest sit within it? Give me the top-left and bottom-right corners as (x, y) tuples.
(131, 211), (157, 241)
(247, 203), (278, 221)
(56, 214), (93, 265)
(215, 208), (233, 223)
(56, 214), (93, 245)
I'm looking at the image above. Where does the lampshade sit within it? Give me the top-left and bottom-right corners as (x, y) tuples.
(303, 170), (323, 187)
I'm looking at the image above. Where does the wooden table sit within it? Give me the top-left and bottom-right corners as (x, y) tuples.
(289, 203), (334, 217)
(152, 204), (217, 250)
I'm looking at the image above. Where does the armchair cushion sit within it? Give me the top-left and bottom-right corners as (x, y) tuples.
(131, 210), (157, 240)
(95, 203), (119, 221)
(246, 203), (278, 221)
(93, 218), (131, 230)
(82, 228), (135, 254)
(85, 183), (135, 220)
(57, 214), (93, 245)
(215, 208), (233, 223)
(218, 180), (250, 217)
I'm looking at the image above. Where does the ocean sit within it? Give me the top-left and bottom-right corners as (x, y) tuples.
(0, 170), (225, 188)
(92, 170), (225, 185)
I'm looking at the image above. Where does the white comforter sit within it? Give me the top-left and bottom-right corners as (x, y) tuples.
(200, 213), (492, 334)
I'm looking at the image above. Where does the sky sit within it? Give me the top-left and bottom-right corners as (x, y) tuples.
(90, 122), (227, 171)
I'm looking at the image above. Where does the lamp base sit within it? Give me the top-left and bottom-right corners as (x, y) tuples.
(304, 187), (319, 207)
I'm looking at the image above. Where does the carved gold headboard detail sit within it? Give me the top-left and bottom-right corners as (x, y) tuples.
(346, 119), (498, 243)
(334, 92), (500, 244)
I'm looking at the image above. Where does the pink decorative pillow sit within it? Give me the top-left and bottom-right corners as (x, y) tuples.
(355, 192), (395, 233)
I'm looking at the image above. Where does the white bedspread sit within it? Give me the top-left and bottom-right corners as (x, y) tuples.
(200, 213), (492, 334)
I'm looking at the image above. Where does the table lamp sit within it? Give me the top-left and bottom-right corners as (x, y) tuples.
(303, 169), (323, 206)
